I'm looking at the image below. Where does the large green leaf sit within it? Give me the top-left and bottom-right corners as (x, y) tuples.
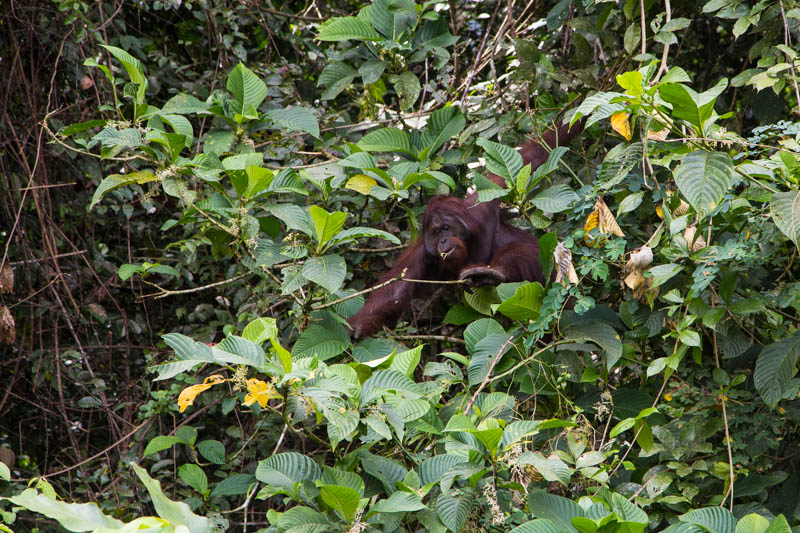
(265, 204), (315, 237)
(463, 318), (506, 353)
(770, 190), (800, 249)
(437, 493), (473, 532)
(302, 254), (347, 292)
(468, 333), (512, 385)
(317, 61), (358, 100)
(255, 452), (322, 490)
(679, 507), (736, 533)
(317, 16), (381, 41)
(100, 45), (147, 102)
(514, 452), (571, 485)
(674, 151), (734, 218)
(291, 321), (350, 361)
(361, 369), (424, 405)
(328, 227), (401, 248)
(753, 333), (800, 405)
(496, 282), (544, 321)
(357, 127), (414, 156)
(389, 71), (421, 111)
(309, 206), (348, 249)
(421, 106), (466, 156)
(419, 454), (469, 486)
(658, 78), (727, 133)
(528, 490), (582, 533)
(8, 489), (126, 531)
(131, 463), (215, 532)
(531, 184), (580, 213)
(509, 519), (564, 533)
(477, 137), (523, 184)
(266, 107), (320, 139)
(274, 506), (334, 533)
(226, 63), (267, 121)
(564, 320), (623, 370)
(320, 485), (360, 522)
(734, 513), (770, 533)
(90, 171), (158, 210)
(370, 491), (427, 514)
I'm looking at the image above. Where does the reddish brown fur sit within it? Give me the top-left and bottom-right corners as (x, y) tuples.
(347, 121), (582, 339)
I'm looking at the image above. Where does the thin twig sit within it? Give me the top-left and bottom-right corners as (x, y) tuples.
(653, 0), (672, 83)
(138, 273), (252, 301)
(393, 334), (466, 344)
(778, 0), (800, 117)
(460, 0), (503, 108)
(464, 335), (515, 414)
(312, 268), (409, 310)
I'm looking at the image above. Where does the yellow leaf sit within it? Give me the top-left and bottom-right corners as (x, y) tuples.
(611, 112), (632, 141)
(656, 204), (664, 219)
(596, 198), (625, 237)
(584, 208), (601, 247)
(178, 374), (227, 413)
(346, 174), (377, 195)
(243, 378), (282, 408)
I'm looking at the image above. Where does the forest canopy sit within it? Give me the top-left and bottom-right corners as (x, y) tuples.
(1, 0), (800, 531)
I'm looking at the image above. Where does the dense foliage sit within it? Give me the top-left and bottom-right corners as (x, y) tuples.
(1, 0), (800, 532)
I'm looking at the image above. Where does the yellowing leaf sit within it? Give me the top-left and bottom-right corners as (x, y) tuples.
(584, 208), (601, 247)
(178, 374), (227, 413)
(596, 198), (625, 237)
(346, 174), (377, 195)
(243, 378), (282, 408)
(611, 112), (632, 141)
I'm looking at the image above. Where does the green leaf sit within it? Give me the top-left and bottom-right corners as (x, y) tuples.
(564, 320), (623, 370)
(477, 137), (523, 184)
(389, 71), (421, 111)
(658, 79), (728, 132)
(509, 520), (564, 533)
(292, 322), (350, 361)
(266, 107), (320, 139)
(274, 506), (334, 531)
(437, 493), (473, 532)
(358, 127), (414, 156)
(309, 206), (348, 248)
(161, 93), (211, 114)
(196, 440), (225, 465)
(226, 63), (267, 121)
(265, 204), (315, 237)
(679, 507), (736, 533)
(178, 464), (208, 495)
(500, 420), (544, 451)
(674, 151), (734, 218)
(9, 488), (126, 531)
(729, 297), (766, 315)
(770, 190), (800, 249)
(648, 263), (683, 288)
(370, 491), (427, 514)
(302, 254), (347, 292)
(531, 184), (579, 213)
(58, 119), (108, 138)
(255, 452), (321, 490)
(359, 59), (386, 84)
(390, 345), (423, 377)
(496, 282), (544, 321)
(143, 435), (184, 456)
(764, 515), (792, 533)
(320, 485), (360, 522)
(90, 171), (159, 210)
(468, 333), (512, 385)
(242, 317), (278, 344)
(317, 16), (381, 41)
(327, 227), (401, 248)
(209, 474), (254, 498)
(528, 490), (582, 532)
(421, 106), (466, 156)
(515, 452), (571, 485)
(361, 369), (424, 405)
(317, 61), (357, 100)
(131, 463), (215, 532)
(100, 45), (147, 102)
(617, 70), (644, 96)
(618, 192), (644, 216)
(754, 333), (800, 405)
(735, 513), (770, 533)
(419, 454), (469, 485)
